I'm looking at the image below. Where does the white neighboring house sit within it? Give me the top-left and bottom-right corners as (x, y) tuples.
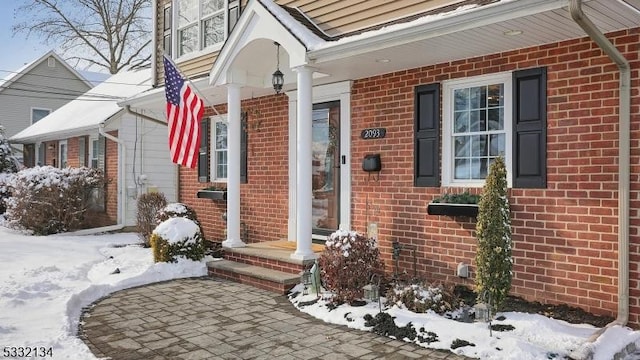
(0, 51), (93, 162)
(10, 68), (177, 230)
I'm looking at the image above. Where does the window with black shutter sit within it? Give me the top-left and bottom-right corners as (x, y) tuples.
(414, 83), (441, 187)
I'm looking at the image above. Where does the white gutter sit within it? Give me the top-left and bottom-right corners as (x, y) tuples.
(569, 0), (631, 357)
(308, 0), (567, 62)
(99, 124), (126, 228)
(65, 224), (125, 236)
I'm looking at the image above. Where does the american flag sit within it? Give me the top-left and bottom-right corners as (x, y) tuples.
(163, 54), (204, 168)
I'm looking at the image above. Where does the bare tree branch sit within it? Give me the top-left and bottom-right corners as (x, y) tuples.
(13, 0), (151, 74)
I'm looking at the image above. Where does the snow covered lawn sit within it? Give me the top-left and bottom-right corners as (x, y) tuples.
(0, 225), (207, 359)
(0, 223), (639, 360)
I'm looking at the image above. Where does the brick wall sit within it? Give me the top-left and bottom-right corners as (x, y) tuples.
(179, 96), (291, 244)
(176, 28), (640, 325)
(349, 28), (640, 324)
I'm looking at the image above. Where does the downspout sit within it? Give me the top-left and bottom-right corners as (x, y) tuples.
(151, 0), (158, 88)
(99, 124), (126, 229)
(569, 0), (630, 353)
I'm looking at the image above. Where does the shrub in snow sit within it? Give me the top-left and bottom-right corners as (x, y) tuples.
(4, 166), (105, 234)
(385, 282), (460, 315)
(149, 217), (205, 263)
(0, 126), (19, 214)
(155, 202), (200, 225)
(0, 126), (19, 174)
(318, 230), (384, 305)
(136, 192), (167, 247)
(474, 156), (512, 311)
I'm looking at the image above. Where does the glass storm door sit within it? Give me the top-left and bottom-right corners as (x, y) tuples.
(312, 101), (340, 236)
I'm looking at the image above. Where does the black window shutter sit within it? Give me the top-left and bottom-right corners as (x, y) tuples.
(414, 83), (441, 187)
(240, 112), (248, 184)
(198, 118), (209, 183)
(513, 67), (547, 188)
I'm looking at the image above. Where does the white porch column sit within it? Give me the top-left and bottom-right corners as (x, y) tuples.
(291, 66), (316, 260)
(287, 97), (297, 241)
(222, 83), (245, 248)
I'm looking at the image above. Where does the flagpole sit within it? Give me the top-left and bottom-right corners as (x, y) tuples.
(162, 53), (226, 122)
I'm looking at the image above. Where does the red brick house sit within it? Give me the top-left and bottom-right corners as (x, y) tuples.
(126, 0), (640, 327)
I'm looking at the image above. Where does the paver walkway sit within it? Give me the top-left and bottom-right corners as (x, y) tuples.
(80, 277), (471, 360)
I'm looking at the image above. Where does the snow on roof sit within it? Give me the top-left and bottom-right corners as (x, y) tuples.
(259, 0), (325, 50)
(10, 68), (151, 142)
(309, 1), (508, 51)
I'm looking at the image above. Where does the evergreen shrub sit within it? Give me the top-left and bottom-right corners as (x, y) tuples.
(474, 156), (512, 311)
(149, 217), (205, 263)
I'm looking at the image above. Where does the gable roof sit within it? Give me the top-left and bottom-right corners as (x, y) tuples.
(10, 68), (151, 143)
(0, 51), (93, 93)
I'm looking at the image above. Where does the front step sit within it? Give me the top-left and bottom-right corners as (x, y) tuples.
(207, 260), (301, 294)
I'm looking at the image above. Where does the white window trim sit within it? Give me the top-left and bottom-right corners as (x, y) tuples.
(58, 140), (68, 169)
(172, 0), (229, 60)
(210, 115), (228, 181)
(88, 136), (99, 168)
(442, 72), (513, 188)
(31, 107), (51, 125)
(36, 142), (45, 166)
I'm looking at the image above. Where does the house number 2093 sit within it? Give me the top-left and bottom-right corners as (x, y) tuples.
(360, 128), (386, 139)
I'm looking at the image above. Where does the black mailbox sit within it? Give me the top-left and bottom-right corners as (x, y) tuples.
(362, 154), (381, 172)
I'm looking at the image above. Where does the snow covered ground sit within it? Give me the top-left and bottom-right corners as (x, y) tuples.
(0, 223), (639, 359)
(0, 224), (207, 359)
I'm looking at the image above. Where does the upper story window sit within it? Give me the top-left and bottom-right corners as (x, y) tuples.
(31, 108), (51, 124)
(169, 0), (240, 59)
(177, 0), (224, 57)
(442, 72), (512, 187)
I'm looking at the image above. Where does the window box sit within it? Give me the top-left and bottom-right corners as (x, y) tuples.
(427, 203), (479, 217)
(427, 191), (480, 217)
(197, 189), (227, 201)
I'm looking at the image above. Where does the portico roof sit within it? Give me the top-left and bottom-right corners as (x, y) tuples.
(207, 0), (639, 101)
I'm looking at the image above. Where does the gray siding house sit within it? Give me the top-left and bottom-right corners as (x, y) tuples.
(0, 51), (93, 162)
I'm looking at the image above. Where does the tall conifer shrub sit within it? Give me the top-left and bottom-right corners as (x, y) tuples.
(474, 156), (512, 311)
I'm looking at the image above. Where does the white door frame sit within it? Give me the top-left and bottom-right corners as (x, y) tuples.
(286, 81), (353, 240)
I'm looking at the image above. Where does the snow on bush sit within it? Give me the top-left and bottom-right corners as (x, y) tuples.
(319, 230), (384, 305)
(155, 202), (200, 225)
(385, 282), (461, 315)
(0, 126), (19, 214)
(149, 217), (205, 263)
(4, 166), (105, 234)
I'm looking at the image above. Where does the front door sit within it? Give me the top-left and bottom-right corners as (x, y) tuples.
(312, 101), (340, 236)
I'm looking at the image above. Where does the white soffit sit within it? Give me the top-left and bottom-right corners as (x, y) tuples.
(307, 0), (639, 84)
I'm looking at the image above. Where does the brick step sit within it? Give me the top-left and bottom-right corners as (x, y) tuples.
(223, 244), (316, 275)
(207, 260), (301, 294)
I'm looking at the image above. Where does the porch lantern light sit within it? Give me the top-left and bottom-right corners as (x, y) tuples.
(300, 266), (312, 295)
(364, 274), (382, 313)
(272, 42), (284, 94)
(473, 302), (490, 323)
